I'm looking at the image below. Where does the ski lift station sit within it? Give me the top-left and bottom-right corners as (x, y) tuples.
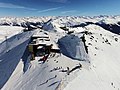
(28, 30), (60, 60)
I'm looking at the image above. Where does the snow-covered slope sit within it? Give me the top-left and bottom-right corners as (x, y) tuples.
(0, 15), (120, 30)
(0, 26), (23, 43)
(0, 31), (34, 89)
(64, 24), (120, 90)
(42, 19), (64, 32)
(0, 16), (120, 90)
(58, 34), (88, 61)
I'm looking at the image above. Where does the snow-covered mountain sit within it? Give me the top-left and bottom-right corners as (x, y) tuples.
(0, 15), (120, 28)
(0, 15), (120, 90)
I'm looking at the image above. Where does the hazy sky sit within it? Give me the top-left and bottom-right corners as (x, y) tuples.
(0, 0), (120, 16)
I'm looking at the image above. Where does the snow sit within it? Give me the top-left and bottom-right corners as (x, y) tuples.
(64, 24), (120, 90)
(69, 27), (85, 33)
(31, 30), (60, 49)
(0, 26), (23, 43)
(43, 20), (64, 32)
(2, 52), (84, 90)
(0, 17), (53, 26)
(0, 28), (86, 90)
(0, 31), (34, 89)
(0, 16), (120, 90)
(0, 30), (34, 57)
(58, 34), (88, 61)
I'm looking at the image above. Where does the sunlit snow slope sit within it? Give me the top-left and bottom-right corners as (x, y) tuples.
(0, 16), (120, 90)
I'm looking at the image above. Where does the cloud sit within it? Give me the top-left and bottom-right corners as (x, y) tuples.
(38, 7), (63, 13)
(0, 2), (36, 10)
(47, 0), (68, 3)
(61, 10), (76, 14)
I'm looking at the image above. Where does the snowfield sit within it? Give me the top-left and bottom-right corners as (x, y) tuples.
(0, 16), (120, 90)
(64, 24), (120, 90)
(0, 26), (23, 43)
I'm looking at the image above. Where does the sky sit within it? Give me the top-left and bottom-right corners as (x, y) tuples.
(0, 0), (120, 17)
